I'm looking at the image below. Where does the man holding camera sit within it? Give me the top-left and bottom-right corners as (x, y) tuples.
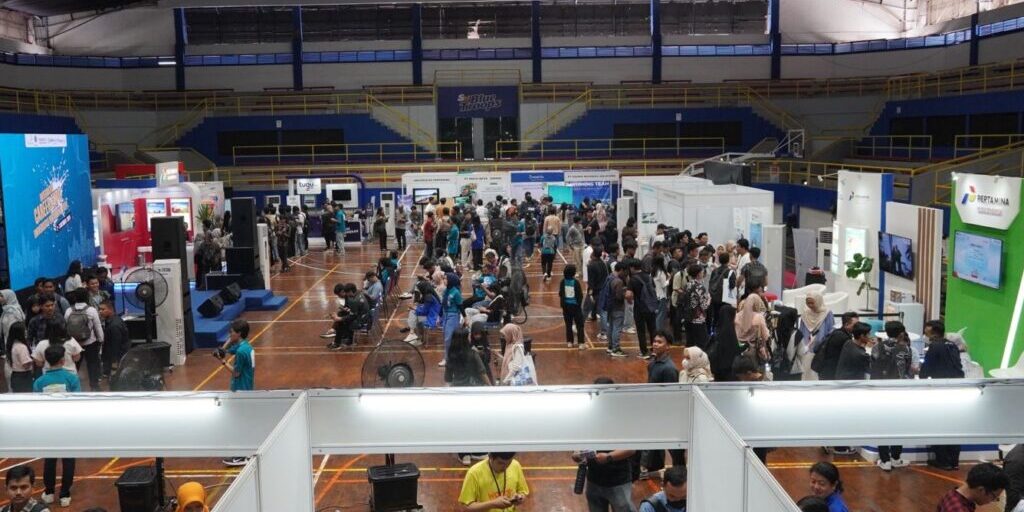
(458, 452), (529, 511)
(215, 319), (255, 467)
(572, 449), (637, 512)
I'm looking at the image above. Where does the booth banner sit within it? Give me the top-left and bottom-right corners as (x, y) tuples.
(295, 178), (323, 195)
(565, 170), (619, 204)
(0, 134), (96, 290)
(954, 174), (1021, 230)
(286, 196), (300, 207)
(156, 161), (180, 187)
(457, 172), (510, 202)
(437, 86), (519, 118)
(511, 171), (564, 201)
(639, 185), (659, 224)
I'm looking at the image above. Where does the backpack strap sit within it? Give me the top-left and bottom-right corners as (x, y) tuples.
(641, 499), (670, 512)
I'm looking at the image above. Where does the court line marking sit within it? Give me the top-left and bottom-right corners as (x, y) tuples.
(313, 455), (331, 487)
(316, 454), (366, 505)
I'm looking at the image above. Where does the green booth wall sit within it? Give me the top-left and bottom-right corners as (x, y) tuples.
(945, 180), (1024, 374)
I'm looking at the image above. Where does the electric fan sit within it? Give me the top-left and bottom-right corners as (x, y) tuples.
(498, 257), (530, 325)
(122, 267), (169, 345)
(361, 340), (426, 388)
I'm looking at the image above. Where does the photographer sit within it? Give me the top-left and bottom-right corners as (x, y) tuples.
(215, 319), (254, 392)
(572, 448), (637, 512)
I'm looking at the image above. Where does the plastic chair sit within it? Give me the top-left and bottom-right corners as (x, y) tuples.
(781, 283), (827, 308)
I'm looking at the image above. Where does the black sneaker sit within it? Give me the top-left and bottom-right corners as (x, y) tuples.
(399, 327), (411, 334)
(327, 343), (342, 351)
(610, 350), (628, 358)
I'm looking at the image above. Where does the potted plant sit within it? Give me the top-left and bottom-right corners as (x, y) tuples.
(845, 253), (878, 312)
(195, 203), (215, 231)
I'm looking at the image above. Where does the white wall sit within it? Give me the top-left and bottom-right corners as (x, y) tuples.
(781, 0), (909, 42)
(799, 207), (833, 232)
(834, 171), (887, 311)
(47, 7), (175, 56)
(188, 65), (292, 91)
(543, 57), (649, 84)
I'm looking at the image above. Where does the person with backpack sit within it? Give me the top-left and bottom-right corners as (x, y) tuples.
(195, 220), (222, 290)
(540, 229), (558, 281)
(871, 321), (914, 471)
(603, 264), (628, 358)
(706, 252), (733, 331)
(811, 312), (860, 381)
(559, 264), (586, 349)
(639, 465), (687, 512)
(627, 259), (659, 359)
(834, 322), (876, 380)
(2, 465), (50, 512)
(737, 247), (768, 297)
(63, 289), (103, 391)
(33, 343), (80, 508)
(679, 264), (712, 350)
(921, 320), (965, 470)
(275, 212), (293, 272)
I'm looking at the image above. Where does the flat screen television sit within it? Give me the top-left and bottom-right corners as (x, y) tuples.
(953, 231), (1003, 289)
(331, 189), (352, 202)
(413, 188), (439, 204)
(878, 232), (914, 279)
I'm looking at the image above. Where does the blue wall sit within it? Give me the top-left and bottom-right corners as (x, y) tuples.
(541, 107), (784, 155)
(0, 113), (82, 135)
(179, 113), (417, 166)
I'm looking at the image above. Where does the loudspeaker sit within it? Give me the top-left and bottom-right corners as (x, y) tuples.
(367, 464), (420, 511)
(129, 341), (172, 369)
(219, 283), (242, 304)
(205, 272), (244, 291)
(150, 216), (189, 291)
(231, 197), (257, 248)
(198, 295), (224, 318)
(115, 466), (160, 512)
(226, 247), (257, 275)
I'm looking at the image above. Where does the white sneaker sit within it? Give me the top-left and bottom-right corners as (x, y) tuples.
(459, 454), (472, 466)
(877, 460), (892, 472)
(407, 338), (423, 347)
(41, 493), (55, 504)
(60, 497), (72, 507)
(597, 333), (608, 340)
(403, 333), (420, 343)
(437, 359), (446, 367)
(624, 327), (636, 334)
(891, 458), (910, 468)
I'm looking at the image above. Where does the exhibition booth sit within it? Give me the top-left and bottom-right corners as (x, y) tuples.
(400, 170), (620, 209)
(0, 133), (96, 292)
(944, 174), (1024, 377)
(1, 381), (1020, 512)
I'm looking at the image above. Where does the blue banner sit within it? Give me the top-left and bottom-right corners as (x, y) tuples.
(0, 134), (95, 290)
(437, 85), (520, 118)
(571, 182), (614, 204)
(510, 171), (564, 183)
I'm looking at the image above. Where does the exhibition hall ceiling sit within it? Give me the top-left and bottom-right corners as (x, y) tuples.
(1, 1), (146, 16)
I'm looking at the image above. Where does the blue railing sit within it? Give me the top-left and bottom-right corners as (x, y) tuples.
(1, 17), (1021, 69)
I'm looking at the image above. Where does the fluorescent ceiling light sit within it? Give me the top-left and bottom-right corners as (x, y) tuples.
(751, 387), (981, 407)
(0, 397), (221, 417)
(157, 60), (177, 66)
(359, 392), (592, 412)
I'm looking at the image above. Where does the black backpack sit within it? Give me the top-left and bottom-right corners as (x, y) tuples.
(67, 308), (92, 341)
(708, 266), (728, 304)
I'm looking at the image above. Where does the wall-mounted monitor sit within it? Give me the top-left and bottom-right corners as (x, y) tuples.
(953, 231), (1003, 289)
(413, 188), (439, 205)
(115, 202), (135, 232)
(878, 232), (914, 280)
(331, 189), (353, 202)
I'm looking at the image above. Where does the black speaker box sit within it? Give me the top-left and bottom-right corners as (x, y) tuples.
(198, 295), (224, 318)
(226, 247), (257, 275)
(150, 217), (189, 290)
(231, 197), (257, 248)
(115, 466), (160, 512)
(219, 283), (242, 304)
(205, 272), (244, 291)
(129, 341), (172, 369)
(367, 463), (420, 511)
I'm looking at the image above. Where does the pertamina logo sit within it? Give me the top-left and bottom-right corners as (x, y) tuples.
(961, 185), (1009, 207)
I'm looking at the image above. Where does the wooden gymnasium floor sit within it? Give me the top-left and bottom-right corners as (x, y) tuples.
(0, 242), (986, 511)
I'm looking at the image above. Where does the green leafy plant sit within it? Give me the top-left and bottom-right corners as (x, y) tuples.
(195, 203), (215, 229)
(844, 253), (878, 311)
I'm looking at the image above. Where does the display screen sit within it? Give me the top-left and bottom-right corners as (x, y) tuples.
(115, 202), (135, 232)
(146, 199), (166, 217)
(953, 231), (1003, 289)
(413, 188), (439, 204)
(878, 232), (915, 279)
(548, 185), (574, 205)
(169, 198), (192, 231)
(749, 222), (763, 250)
(331, 189), (353, 201)
(0, 134), (96, 290)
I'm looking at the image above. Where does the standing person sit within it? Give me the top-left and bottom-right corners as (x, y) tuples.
(423, 211), (437, 257)
(734, 294), (771, 378)
(373, 208), (389, 252)
(567, 216), (586, 274)
(457, 452), (529, 511)
(872, 321), (914, 472)
(795, 292), (834, 381)
(410, 205), (423, 241)
(195, 220), (222, 289)
(834, 322), (875, 380)
(627, 260), (658, 359)
(395, 205), (408, 251)
(440, 273), (463, 368)
(472, 216), (486, 270)
(920, 320), (965, 471)
(573, 444), (637, 512)
(587, 245), (609, 327)
(645, 331), (686, 473)
(540, 229), (558, 282)
(652, 257), (670, 332)
(543, 206), (561, 245)
(1, 289), (26, 346)
(63, 260), (84, 293)
(737, 247), (768, 297)
(680, 346), (713, 383)
(559, 265), (586, 349)
(710, 304), (741, 381)
(5, 322), (33, 393)
(294, 206), (308, 256)
(31, 324), (81, 379)
(1004, 444), (1024, 512)
(812, 312), (859, 381)
(935, 463), (1008, 512)
(34, 344), (79, 508)
(706, 252), (733, 332)
(63, 289), (103, 391)
(274, 213), (292, 272)
(604, 263), (628, 358)
(447, 217), (461, 264)
(679, 264), (711, 350)
(807, 462), (849, 512)
(334, 206), (347, 255)
(98, 301), (129, 380)
(84, 275), (110, 310)
(321, 204), (336, 252)
(2, 465), (50, 512)
(639, 466), (687, 512)
(216, 319), (254, 393)
(27, 295), (66, 348)
(460, 213), (474, 266)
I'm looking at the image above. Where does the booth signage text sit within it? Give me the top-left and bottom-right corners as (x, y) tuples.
(955, 175), (1021, 230)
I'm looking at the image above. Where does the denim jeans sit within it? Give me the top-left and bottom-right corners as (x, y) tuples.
(442, 311), (461, 358)
(599, 309), (609, 336)
(624, 302), (635, 329)
(585, 481), (637, 512)
(608, 310), (625, 351)
(655, 298), (669, 332)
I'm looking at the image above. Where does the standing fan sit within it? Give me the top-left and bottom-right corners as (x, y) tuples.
(123, 267), (169, 345)
(498, 257), (530, 324)
(361, 340), (425, 388)
(361, 340), (425, 511)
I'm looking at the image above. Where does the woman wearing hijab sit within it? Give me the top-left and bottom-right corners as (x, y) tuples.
(175, 481), (210, 512)
(710, 304), (741, 381)
(1, 289), (26, 344)
(680, 346), (714, 383)
(439, 272), (463, 368)
(796, 291), (834, 381)
(499, 323), (527, 385)
(735, 294), (772, 380)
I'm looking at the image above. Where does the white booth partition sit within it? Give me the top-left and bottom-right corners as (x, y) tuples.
(211, 460), (260, 512)
(689, 389), (748, 512)
(254, 394), (314, 511)
(745, 450), (802, 512)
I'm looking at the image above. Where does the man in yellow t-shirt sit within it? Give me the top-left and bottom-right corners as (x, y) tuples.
(458, 452), (530, 511)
